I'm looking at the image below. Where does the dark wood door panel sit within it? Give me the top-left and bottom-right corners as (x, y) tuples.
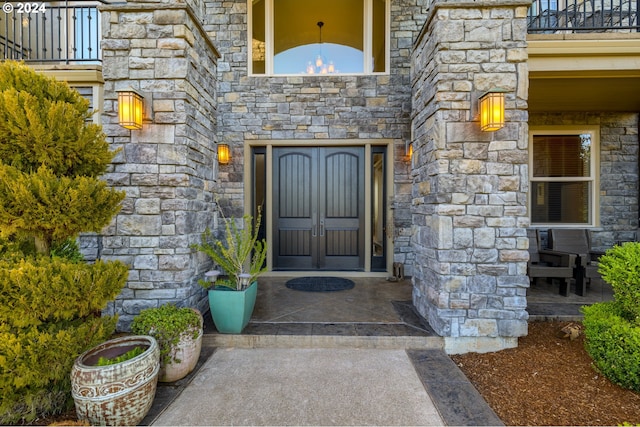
(319, 147), (364, 269)
(273, 148), (317, 270)
(273, 146), (363, 271)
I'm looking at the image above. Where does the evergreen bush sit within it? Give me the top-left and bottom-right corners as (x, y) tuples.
(0, 61), (112, 178)
(582, 242), (640, 393)
(597, 242), (640, 323)
(582, 302), (640, 392)
(0, 61), (127, 424)
(0, 165), (123, 252)
(0, 315), (118, 423)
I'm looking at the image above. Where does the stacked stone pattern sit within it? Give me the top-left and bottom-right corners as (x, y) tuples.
(410, 0), (531, 343)
(99, 0), (219, 330)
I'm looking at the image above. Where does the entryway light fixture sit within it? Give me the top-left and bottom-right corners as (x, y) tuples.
(479, 88), (507, 132)
(406, 141), (413, 160)
(218, 144), (231, 165)
(117, 88), (144, 130)
(305, 21), (336, 74)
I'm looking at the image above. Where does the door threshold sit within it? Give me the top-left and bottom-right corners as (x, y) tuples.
(262, 271), (391, 278)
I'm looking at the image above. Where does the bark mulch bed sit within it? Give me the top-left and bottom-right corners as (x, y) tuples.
(451, 320), (640, 426)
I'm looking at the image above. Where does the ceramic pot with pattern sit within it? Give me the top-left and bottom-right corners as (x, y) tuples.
(70, 335), (160, 426)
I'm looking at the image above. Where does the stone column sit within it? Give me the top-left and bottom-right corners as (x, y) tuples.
(410, 0), (531, 353)
(99, 0), (220, 330)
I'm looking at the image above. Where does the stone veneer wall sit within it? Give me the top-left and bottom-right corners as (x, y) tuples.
(410, 0), (531, 353)
(202, 0), (428, 274)
(99, 0), (219, 330)
(530, 112), (640, 248)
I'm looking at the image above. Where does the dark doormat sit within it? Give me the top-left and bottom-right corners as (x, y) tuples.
(285, 277), (355, 292)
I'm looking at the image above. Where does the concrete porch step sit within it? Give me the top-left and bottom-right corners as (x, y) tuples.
(204, 333), (445, 349)
(203, 321), (444, 350)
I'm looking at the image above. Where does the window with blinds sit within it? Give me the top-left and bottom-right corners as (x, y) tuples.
(529, 128), (598, 226)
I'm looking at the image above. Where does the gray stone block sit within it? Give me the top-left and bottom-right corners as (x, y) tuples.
(117, 215), (162, 235)
(122, 299), (158, 315)
(133, 255), (159, 270)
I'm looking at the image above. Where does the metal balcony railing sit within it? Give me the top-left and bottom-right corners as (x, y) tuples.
(528, 0), (639, 33)
(0, 1), (104, 63)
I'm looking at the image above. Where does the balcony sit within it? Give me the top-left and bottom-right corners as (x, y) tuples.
(0, 1), (103, 63)
(528, 0), (639, 33)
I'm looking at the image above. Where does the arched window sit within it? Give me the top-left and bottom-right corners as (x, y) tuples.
(250, 0), (388, 75)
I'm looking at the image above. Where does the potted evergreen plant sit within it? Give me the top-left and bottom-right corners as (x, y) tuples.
(131, 304), (204, 382)
(192, 207), (267, 333)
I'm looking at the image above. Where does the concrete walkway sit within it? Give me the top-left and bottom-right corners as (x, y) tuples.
(150, 348), (445, 426)
(142, 346), (502, 426)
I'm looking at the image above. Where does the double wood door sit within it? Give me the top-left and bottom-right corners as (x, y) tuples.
(273, 147), (364, 270)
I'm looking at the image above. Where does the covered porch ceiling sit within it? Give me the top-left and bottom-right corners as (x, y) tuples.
(527, 35), (640, 112)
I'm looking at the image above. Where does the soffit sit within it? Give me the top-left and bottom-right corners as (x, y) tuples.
(527, 36), (640, 112)
(527, 33), (640, 111)
(529, 76), (640, 112)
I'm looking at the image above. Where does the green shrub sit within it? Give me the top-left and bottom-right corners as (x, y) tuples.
(0, 61), (112, 178)
(0, 61), (127, 423)
(0, 163), (124, 255)
(0, 315), (118, 424)
(0, 61), (124, 255)
(597, 242), (640, 323)
(131, 304), (202, 366)
(0, 257), (128, 328)
(582, 302), (640, 392)
(583, 242), (640, 393)
(0, 257), (127, 424)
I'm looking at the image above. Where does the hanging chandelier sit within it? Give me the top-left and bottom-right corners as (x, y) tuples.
(305, 21), (336, 74)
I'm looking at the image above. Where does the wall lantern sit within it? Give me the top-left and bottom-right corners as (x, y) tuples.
(117, 88), (144, 130)
(405, 141), (413, 160)
(218, 144), (231, 165)
(479, 88), (507, 132)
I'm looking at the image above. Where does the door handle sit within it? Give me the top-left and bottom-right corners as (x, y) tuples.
(312, 213), (317, 237)
(319, 218), (325, 236)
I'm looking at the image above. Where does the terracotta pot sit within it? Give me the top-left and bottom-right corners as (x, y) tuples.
(159, 310), (203, 382)
(70, 335), (160, 426)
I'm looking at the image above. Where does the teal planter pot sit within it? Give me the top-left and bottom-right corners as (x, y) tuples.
(208, 281), (257, 333)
